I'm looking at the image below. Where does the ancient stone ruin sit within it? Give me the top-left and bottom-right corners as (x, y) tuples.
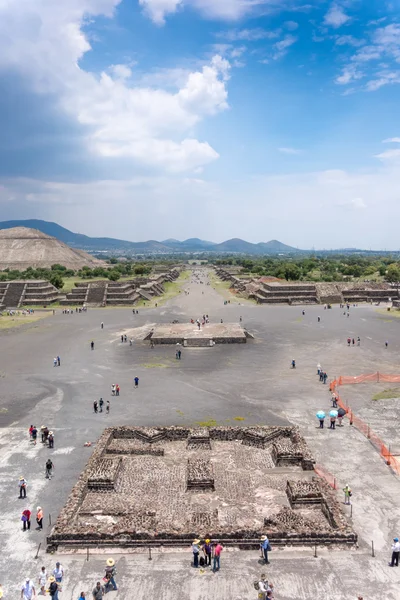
(47, 426), (356, 551)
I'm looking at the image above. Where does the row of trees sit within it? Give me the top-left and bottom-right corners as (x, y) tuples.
(212, 256), (400, 283)
(0, 262), (153, 288)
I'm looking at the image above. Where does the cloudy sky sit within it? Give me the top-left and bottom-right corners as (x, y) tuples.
(0, 0), (399, 249)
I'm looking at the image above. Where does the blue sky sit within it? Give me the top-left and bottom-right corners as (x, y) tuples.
(0, 0), (399, 248)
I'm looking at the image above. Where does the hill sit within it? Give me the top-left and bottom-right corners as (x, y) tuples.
(0, 220), (300, 254)
(0, 227), (105, 270)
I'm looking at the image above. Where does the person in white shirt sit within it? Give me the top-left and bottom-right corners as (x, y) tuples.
(389, 537), (400, 567)
(53, 563), (63, 583)
(21, 579), (35, 600)
(38, 567), (47, 595)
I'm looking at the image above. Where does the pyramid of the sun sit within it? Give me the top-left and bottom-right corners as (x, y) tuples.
(0, 227), (104, 270)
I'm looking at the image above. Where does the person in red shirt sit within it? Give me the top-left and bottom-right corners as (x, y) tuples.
(213, 541), (223, 572)
(22, 508), (31, 531)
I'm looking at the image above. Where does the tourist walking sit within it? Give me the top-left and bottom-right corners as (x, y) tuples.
(385, 341), (388, 348)
(256, 574), (268, 600)
(91, 341), (94, 350)
(36, 506), (43, 530)
(213, 541), (223, 572)
(38, 566), (47, 595)
(93, 400), (98, 413)
(343, 484), (352, 505)
(21, 508), (31, 531)
(57, 356), (60, 367)
(329, 415), (336, 429)
(19, 476), (27, 499)
(260, 535), (271, 564)
(389, 537), (400, 567)
(45, 459), (54, 479)
(48, 431), (54, 449)
(53, 562), (63, 583)
(92, 582), (105, 600)
(20, 578), (35, 600)
(116, 384), (120, 396)
(31, 426), (37, 445)
(323, 372), (328, 384)
(101, 322), (104, 329)
(134, 376), (139, 388)
(104, 558), (118, 591)
(99, 398), (104, 413)
(192, 539), (200, 567)
(106, 401), (110, 414)
(48, 577), (59, 600)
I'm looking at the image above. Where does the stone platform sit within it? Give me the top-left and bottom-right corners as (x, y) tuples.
(47, 426), (356, 551)
(147, 323), (248, 346)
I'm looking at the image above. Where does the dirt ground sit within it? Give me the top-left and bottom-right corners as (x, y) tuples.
(0, 267), (400, 599)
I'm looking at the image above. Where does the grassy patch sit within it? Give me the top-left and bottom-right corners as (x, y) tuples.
(195, 418), (218, 427)
(141, 362), (168, 368)
(135, 271), (190, 308)
(233, 416), (246, 421)
(0, 313), (51, 329)
(372, 388), (400, 401)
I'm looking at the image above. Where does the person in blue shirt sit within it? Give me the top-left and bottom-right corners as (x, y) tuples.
(134, 376), (139, 388)
(260, 535), (271, 564)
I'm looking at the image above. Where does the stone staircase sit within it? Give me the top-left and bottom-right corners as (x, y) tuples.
(86, 282), (108, 306)
(60, 282), (89, 305)
(1, 281), (26, 308)
(21, 281), (59, 306)
(252, 282), (318, 305)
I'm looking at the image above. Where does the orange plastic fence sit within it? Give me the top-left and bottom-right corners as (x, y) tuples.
(314, 464), (337, 489)
(330, 374), (400, 476)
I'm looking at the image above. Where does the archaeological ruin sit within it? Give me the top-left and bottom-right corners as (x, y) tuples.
(146, 322), (250, 346)
(47, 426), (356, 551)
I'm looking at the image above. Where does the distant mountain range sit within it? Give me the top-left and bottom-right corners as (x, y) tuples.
(0, 220), (300, 255)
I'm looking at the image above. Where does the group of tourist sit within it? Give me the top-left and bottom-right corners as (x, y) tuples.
(316, 364), (328, 384)
(28, 424), (54, 448)
(20, 562), (63, 600)
(347, 337), (361, 346)
(61, 306), (87, 314)
(191, 538), (223, 572)
(93, 398), (110, 413)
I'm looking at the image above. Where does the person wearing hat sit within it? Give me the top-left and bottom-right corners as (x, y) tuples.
(192, 539), (200, 568)
(19, 476), (27, 499)
(260, 535), (271, 565)
(52, 562), (63, 583)
(104, 558), (118, 592)
(389, 537), (400, 567)
(48, 576), (58, 600)
(203, 539), (212, 566)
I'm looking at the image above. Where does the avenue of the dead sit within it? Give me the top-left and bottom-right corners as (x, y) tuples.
(1, 269), (400, 600)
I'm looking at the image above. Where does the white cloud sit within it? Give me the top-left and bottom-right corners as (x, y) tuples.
(335, 35), (364, 47)
(335, 65), (363, 85)
(138, 0), (183, 25)
(110, 64), (133, 79)
(139, 0), (276, 23)
(219, 28), (281, 41)
(0, 0), (230, 173)
(337, 197), (367, 210)
(383, 138), (400, 144)
(324, 3), (350, 28)
(230, 46), (246, 58)
(375, 148), (400, 161)
(273, 34), (298, 59)
(278, 147), (302, 155)
(3, 159), (400, 248)
(366, 71), (400, 91)
(284, 21), (298, 31)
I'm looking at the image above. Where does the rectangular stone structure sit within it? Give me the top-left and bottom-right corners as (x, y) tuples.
(87, 458), (122, 491)
(186, 458), (215, 491)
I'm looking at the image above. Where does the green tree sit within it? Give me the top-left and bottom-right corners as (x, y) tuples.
(49, 272), (64, 289)
(386, 264), (400, 283)
(283, 264), (301, 281)
(107, 270), (121, 281)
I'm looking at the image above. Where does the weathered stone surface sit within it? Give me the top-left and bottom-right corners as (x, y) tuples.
(47, 426), (356, 550)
